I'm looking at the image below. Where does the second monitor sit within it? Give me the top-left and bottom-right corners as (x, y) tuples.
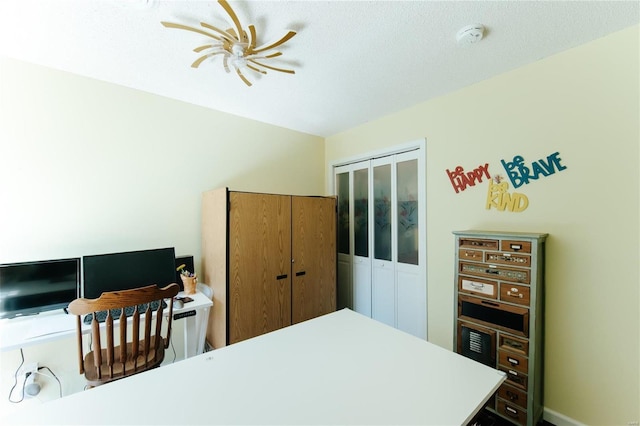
(82, 247), (177, 299)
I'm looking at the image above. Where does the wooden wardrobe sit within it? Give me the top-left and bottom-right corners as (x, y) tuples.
(202, 187), (337, 348)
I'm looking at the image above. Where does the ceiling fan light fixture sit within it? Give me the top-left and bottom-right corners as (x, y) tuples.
(161, 0), (297, 86)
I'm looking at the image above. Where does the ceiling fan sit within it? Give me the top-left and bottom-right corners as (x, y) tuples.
(161, 0), (296, 87)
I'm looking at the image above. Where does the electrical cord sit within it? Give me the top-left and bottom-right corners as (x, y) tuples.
(7, 348), (26, 403)
(37, 366), (63, 399)
(167, 314), (177, 363)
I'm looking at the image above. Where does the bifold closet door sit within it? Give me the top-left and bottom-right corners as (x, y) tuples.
(336, 161), (372, 315)
(334, 147), (426, 339)
(371, 158), (395, 327)
(291, 196), (337, 324)
(228, 192), (292, 344)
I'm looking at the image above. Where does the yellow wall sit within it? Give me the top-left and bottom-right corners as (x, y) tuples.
(0, 56), (325, 267)
(325, 26), (639, 425)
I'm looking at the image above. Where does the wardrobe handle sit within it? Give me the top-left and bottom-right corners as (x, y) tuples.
(295, 271), (306, 277)
(276, 274), (288, 280)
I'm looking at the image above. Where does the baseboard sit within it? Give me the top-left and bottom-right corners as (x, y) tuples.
(544, 407), (586, 426)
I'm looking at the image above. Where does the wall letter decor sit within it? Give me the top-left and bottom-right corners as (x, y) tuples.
(446, 163), (491, 193)
(500, 152), (567, 189)
(486, 176), (529, 212)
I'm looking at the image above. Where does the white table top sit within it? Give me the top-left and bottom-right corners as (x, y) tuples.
(2, 309), (504, 425)
(0, 290), (212, 352)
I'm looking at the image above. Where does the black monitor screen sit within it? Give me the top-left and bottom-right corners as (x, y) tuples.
(82, 247), (176, 299)
(0, 258), (80, 319)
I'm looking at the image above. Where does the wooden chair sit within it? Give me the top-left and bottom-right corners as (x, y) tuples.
(67, 283), (180, 387)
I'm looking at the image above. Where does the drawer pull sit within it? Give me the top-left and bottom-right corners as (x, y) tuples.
(470, 282), (485, 289)
(510, 244), (522, 251)
(507, 291), (524, 298)
(504, 338), (523, 350)
(506, 390), (519, 401)
(276, 274), (288, 280)
(505, 405), (519, 418)
(295, 271), (306, 276)
(508, 357), (519, 366)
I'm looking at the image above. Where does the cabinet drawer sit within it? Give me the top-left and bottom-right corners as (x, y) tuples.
(498, 383), (527, 409)
(499, 365), (528, 390)
(497, 399), (527, 426)
(459, 262), (530, 284)
(459, 276), (497, 299)
(459, 238), (499, 250)
(499, 334), (529, 356)
(458, 295), (529, 337)
(499, 350), (528, 374)
(485, 251), (531, 267)
(459, 249), (483, 262)
(501, 240), (532, 254)
(500, 283), (530, 306)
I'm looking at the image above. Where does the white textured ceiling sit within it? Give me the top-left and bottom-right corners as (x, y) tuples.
(0, 0), (638, 137)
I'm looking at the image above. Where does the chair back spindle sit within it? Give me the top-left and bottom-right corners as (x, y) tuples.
(68, 284), (179, 387)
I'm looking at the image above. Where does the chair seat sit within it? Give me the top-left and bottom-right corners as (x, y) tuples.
(84, 338), (165, 386)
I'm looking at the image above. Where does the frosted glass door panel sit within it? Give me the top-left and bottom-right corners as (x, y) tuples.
(373, 164), (392, 262)
(336, 172), (350, 255)
(353, 168), (369, 258)
(397, 159), (418, 265)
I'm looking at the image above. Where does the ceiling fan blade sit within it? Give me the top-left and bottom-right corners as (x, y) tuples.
(248, 25), (257, 51)
(161, 21), (223, 41)
(191, 55), (209, 68)
(250, 31), (296, 55)
(235, 68), (253, 86)
(246, 64), (267, 75)
(200, 22), (237, 43)
(262, 51), (282, 59)
(191, 51), (226, 68)
(194, 44), (215, 53)
(248, 59), (295, 74)
(218, 0), (248, 43)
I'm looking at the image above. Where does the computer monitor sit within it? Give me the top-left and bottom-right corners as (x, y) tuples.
(0, 257), (80, 319)
(82, 247), (177, 299)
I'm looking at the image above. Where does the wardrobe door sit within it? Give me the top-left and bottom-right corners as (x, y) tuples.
(291, 196), (337, 324)
(228, 192), (292, 343)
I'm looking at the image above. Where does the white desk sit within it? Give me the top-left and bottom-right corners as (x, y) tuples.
(2, 309), (505, 425)
(0, 289), (212, 359)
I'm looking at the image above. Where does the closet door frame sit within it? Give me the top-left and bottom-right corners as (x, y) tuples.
(329, 139), (427, 340)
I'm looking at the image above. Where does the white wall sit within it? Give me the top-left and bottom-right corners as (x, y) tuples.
(325, 25), (639, 426)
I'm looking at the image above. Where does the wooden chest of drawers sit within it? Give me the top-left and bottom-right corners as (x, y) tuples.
(453, 230), (547, 426)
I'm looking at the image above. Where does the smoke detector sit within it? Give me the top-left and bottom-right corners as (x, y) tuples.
(456, 24), (485, 46)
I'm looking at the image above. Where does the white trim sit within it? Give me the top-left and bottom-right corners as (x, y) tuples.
(329, 139), (425, 168)
(544, 407), (586, 426)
